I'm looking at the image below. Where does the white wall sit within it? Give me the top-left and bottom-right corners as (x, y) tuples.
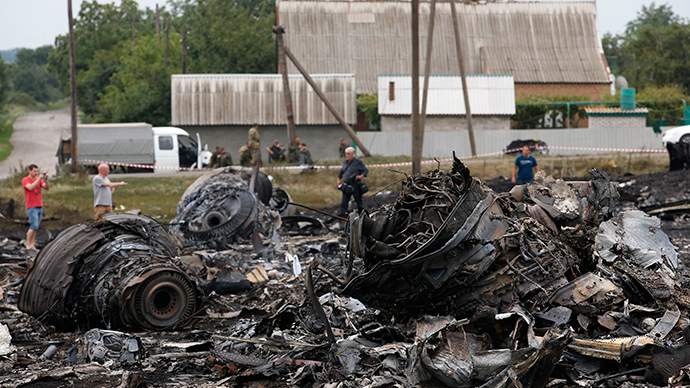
(357, 127), (665, 158)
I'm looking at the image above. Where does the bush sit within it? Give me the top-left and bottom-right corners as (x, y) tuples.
(512, 94), (590, 129)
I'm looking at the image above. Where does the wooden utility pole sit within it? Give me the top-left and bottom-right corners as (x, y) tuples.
(420, 0), (437, 132)
(155, 4), (160, 40)
(273, 26), (297, 145)
(282, 42), (372, 157)
(68, 0), (78, 173)
(132, 13), (136, 59)
(450, 0), (477, 156)
(411, 0), (421, 174)
(164, 18), (170, 67)
(181, 26), (187, 74)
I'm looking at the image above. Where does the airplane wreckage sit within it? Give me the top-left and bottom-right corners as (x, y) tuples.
(3, 159), (690, 387)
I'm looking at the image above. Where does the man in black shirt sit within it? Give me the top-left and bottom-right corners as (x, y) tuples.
(337, 147), (368, 216)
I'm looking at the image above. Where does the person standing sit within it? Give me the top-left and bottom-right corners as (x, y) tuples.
(338, 138), (348, 158)
(22, 164), (49, 250)
(512, 145), (540, 184)
(248, 124), (261, 166)
(337, 147), (368, 216)
(93, 163), (126, 221)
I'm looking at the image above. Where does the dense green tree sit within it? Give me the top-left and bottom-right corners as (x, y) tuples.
(16, 46), (54, 66)
(184, 0), (277, 74)
(95, 33), (182, 125)
(49, 1), (168, 119)
(603, 3), (690, 95)
(0, 58), (8, 109)
(47, 0), (278, 123)
(625, 2), (679, 35)
(622, 22), (690, 92)
(9, 46), (62, 104)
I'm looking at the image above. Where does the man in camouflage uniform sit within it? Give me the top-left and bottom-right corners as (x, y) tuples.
(239, 142), (252, 167)
(338, 139), (348, 158)
(218, 147), (232, 167)
(288, 136), (301, 163)
(209, 146), (221, 167)
(248, 125), (261, 166)
(298, 143), (314, 166)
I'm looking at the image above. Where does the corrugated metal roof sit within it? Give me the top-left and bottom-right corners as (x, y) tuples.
(278, 1), (610, 94)
(378, 74), (515, 115)
(171, 74), (357, 126)
(585, 106), (649, 115)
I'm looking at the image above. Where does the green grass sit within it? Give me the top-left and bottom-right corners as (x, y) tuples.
(0, 153), (671, 232)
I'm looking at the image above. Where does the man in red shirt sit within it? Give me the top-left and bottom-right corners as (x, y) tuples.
(22, 164), (50, 250)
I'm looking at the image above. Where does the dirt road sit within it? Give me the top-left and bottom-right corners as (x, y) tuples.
(0, 107), (68, 179)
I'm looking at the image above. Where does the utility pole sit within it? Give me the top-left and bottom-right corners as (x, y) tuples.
(132, 13), (136, 59)
(164, 18), (170, 67)
(181, 26), (187, 74)
(450, 0), (477, 156)
(273, 26), (297, 146)
(411, 0), (421, 174)
(420, 0), (437, 133)
(68, 0), (78, 173)
(283, 43), (372, 157)
(155, 4), (160, 41)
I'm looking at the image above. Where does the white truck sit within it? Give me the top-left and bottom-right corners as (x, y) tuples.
(59, 123), (211, 173)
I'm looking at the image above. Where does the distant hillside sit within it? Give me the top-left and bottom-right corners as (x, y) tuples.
(0, 48), (20, 63)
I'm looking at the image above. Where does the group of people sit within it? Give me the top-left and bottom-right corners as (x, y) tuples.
(22, 163), (125, 250)
(21, 139), (539, 250)
(210, 125), (318, 168)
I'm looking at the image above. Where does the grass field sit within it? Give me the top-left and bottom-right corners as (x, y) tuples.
(0, 153), (669, 232)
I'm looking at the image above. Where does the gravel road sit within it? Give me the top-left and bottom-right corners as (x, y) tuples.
(0, 107), (69, 179)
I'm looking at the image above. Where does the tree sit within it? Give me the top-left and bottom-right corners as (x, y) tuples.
(0, 58), (8, 109)
(95, 34), (182, 125)
(625, 2), (680, 36)
(10, 46), (62, 104)
(603, 3), (690, 94)
(49, 1), (165, 119)
(184, 0), (277, 74)
(622, 22), (690, 92)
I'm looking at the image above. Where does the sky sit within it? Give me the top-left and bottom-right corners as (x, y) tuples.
(0, 0), (689, 52)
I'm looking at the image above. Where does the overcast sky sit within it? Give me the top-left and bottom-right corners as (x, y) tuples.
(1, 0), (689, 51)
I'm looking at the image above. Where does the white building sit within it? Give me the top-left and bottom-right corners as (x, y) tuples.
(377, 74), (516, 131)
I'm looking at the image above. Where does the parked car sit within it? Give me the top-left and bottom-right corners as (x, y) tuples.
(661, 125), (690, 171)
(505, 139), (548, 155)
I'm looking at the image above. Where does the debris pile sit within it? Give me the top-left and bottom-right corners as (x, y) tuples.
(18, 213), (202, 331)
(170, 167), (279, 250)
(3, 160), (690, 387)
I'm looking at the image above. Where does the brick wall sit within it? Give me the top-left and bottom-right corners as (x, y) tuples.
(516, 83), (610, 101)
(588, 116), (647, 128)
(381, 115), (511, 132)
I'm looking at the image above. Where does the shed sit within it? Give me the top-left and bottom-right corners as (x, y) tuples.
(171, 74), (357, 161)
(584, 106), (649, 129)
(378, 74), (515, 131)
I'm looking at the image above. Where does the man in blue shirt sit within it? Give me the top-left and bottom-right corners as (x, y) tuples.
(337, 147), (368, 216)
(512, 145), (539, 184)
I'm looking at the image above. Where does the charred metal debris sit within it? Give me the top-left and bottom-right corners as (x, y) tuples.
(18, 213), (203, 332)
(4, 158), (690, 387)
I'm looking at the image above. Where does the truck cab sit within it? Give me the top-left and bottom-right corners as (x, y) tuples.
(153, 127), (201, 173)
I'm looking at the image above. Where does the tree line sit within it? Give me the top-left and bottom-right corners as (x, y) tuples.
(0, 0), (276, 126)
